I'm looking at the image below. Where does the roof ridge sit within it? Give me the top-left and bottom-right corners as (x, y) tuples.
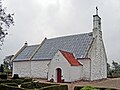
(27, 44), (40, 47)
(48, 32), (93, 40)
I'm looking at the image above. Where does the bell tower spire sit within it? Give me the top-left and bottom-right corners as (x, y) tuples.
(93, 6), (101, 30)
(96, 6), (98, 15)
(93, 7), (102, 38)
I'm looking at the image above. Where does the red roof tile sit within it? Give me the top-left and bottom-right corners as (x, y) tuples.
(59, 50), (82, 66)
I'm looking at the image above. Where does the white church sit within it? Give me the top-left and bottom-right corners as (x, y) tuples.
(12, 8), (107, 82)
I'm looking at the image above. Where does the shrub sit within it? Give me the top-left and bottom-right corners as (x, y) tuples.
(111, 73), (120, 78)
(40, 85), (68, 90)
(22, 78), (32, 83)
(12, 74), (19, 79)
(0, 83), (24, 90)
(21, 82), (35, 89)
(0, 64), (4, 73)
(21, 81), (56, 89)
(74, 86), (83, 90)
(74, 86), (118, 90)
(0, 73), (7, 79)
(35, 82), (57, 88)
(49, 78), (54, 82)
(4, 83), (18, 87)
(81, 86), (100, 90)
(0, 79), (25, 84)
(0, 79), (13, 83)
(0, 78), (33, 85)
(11, 79), (24, 84)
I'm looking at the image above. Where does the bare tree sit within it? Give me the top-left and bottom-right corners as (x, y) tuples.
(0, 0), (14, 46)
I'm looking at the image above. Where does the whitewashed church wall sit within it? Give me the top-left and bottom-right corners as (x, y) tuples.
(70, 66), (82, 81)
(88, 38), (107, 80)
(13, 61), (31, 77)
(31, 60), (50, 78)
(13, 60), (50, 78)
(48, 51), (72, 82)
(101, 41), (107, 79)
(89, 39), (102, 80)
(78, 59), (90, 80)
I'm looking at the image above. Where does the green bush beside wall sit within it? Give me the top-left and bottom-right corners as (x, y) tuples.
(74, 86), (118, 90)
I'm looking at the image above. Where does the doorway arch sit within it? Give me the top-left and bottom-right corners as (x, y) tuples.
(56, 68), (62, 82)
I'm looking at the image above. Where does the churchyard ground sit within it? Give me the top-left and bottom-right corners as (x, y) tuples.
(35, 78), (120, 90)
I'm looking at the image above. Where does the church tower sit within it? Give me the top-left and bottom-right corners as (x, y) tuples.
(89, 7), (107, 80)
(93, 7), (102, 40)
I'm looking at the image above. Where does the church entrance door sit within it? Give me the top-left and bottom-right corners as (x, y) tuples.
(56, 68), (62, 83)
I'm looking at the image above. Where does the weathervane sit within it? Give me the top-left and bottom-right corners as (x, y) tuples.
(96, 6), (98, 15)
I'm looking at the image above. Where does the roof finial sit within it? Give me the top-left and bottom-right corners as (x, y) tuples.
(96, 6), (98, 15)
(25, 41), (28, 45)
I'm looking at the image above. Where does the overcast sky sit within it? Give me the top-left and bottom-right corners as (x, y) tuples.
(0, 0), (120, 64)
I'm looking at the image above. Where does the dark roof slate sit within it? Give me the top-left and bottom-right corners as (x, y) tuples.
(14, 45), (39, 61)
(32, 32), (93, 60)
(14, 32), (93, 61)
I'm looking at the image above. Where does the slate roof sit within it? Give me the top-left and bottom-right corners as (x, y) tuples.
(60, 50), (82, 66)
(14, 45), (39, 61)
(14, 32), (93, 61)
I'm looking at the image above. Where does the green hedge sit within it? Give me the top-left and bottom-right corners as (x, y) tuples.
(22, 78), (32, 83)
(4, 83), (18, 87)
(74, 86), (83, 90)
(0, 83), (24, 90)
(74, 86), (118, 90)
(0, 79), (23, 84)
(12, 74), (19, 79)
(35, 82), (57, 88)
(40, 85), (68, 90)
(0, 74), (7, 79)
(21, 81), (57, 89)
(10, 79), (24, 84)
(21, 82), (35, 89)
(0, 79), (67, 90)
(0, 78), (32, 84)
(80, 86), (100, 90)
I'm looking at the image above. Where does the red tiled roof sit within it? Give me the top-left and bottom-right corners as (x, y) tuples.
(59, 50), (82, 66)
